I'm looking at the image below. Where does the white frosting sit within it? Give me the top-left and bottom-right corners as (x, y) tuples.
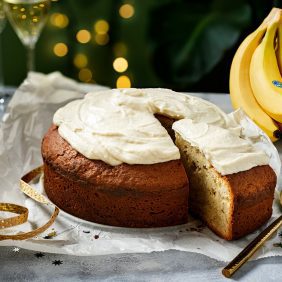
(53, 88), (269, 173)
(172, 119), (269, 175)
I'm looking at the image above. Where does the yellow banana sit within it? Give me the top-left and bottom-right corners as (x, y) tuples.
(276, 19), (282, 74)
(250, 12), (282, 123)
(230, 8), (281, 141)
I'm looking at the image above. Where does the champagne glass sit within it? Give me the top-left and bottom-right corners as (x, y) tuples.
(4, 0), (51, 72)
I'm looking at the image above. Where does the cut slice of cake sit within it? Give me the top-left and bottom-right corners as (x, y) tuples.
(173, 119), (276, 240)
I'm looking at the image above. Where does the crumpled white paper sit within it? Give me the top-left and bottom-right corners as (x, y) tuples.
(0, 72), (281, 262)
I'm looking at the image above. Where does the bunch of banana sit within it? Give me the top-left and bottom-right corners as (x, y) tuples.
(230, 8), (282, 142)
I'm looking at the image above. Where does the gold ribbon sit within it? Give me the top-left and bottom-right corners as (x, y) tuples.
(0, 166), (59, 240)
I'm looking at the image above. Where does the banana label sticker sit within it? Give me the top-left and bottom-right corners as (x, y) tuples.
(272, 80), (282, 88)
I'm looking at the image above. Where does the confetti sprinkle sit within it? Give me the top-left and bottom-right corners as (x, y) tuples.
(44, 230), (57, 239)
(12, 247), (20, 252)
(52, 260), (63, 266)
(273, 242), (282, 248)
(34, 252), (45, 258)
(83, 230), (90, 234)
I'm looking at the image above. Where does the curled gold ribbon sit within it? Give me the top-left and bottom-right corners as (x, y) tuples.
(0, 166), (59, 241)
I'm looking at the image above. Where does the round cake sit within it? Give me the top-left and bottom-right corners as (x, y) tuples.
(42, 88), (276, 236)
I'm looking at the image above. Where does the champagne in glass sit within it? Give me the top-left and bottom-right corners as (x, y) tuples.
(0, 0), (6, 34)
(4, 0), (51, 71)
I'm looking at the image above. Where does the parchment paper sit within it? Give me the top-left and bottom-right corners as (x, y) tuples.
(0, 72), (281, 262)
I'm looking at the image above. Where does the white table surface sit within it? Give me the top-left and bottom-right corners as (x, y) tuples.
(0, 92), (282, 282)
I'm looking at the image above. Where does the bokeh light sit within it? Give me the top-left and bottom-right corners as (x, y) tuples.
(113, 42), (127, 57)
(32, 16), (39, 23)
(119, 4), (134, 19)
(79, 68), (92, 82)
(53, 43), (68, 57)
(50, 13), (69, 28)
(94, 19), (109, 35)
(113, 57), (128, 73)
(73, 53), (88, 68)
(116, 75), (131, 88)
(95, 33), (109, 46)
(76, 29), (91, 44)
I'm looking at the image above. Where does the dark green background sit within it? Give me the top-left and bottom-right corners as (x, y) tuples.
(1, 0), (279, 92)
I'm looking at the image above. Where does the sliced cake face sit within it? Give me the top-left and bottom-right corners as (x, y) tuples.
(175, 134), (233, 239)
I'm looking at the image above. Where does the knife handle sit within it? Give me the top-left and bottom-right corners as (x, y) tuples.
(222, 215), (282, 278)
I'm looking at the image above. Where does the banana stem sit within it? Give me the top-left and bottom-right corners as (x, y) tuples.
(274, 130), (282, 139)
(273, 120), (282, 138)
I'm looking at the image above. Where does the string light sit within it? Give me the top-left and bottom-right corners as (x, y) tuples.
(53, 43), (68, 57)
(79, 68), (92, 82)
(76, 29), (91, 44)
(94, 20), (109, 35)
(94, 34), (109, 46)
(32, 16), (38, 23)
(73, 53), (88, 69)
(93, 19), (110, 46)
(50, 13), (69, 28)
(119, 4), (134, 19)
(113, 42), (127, 57)
(113, 57), (128, 73)
(116, 75), (131, 88)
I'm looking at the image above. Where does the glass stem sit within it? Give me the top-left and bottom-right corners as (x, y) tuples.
(0, 33), (4, 95)
(27, 45), (35, 72)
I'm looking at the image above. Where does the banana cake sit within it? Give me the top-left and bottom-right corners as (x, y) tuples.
(41, 88), (276, 239)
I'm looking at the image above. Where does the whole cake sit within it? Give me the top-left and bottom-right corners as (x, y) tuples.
(42, 88), (277, 239)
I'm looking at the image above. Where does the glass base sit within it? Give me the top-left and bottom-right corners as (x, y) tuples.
(0, 89), (15, 119)
(0, 93), (11, 103)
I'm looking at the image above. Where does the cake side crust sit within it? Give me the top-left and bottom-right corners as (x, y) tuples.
(42, 125), (188, 192)
(44, 162), (189, 228)
(224, 165), (276, 239)
(42, 125), (189, 228)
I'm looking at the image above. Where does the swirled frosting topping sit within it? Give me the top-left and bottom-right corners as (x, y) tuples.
(172, 119), (269, 175)
(53, 88), (239, 166)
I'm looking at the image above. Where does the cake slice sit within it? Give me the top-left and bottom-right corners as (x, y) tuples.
(173, 119), (276, 240)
